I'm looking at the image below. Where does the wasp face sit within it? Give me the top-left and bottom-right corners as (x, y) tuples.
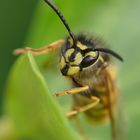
(60, 39), (99, 76)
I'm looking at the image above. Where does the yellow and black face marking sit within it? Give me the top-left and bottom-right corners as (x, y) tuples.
(60, 37), (100, 76)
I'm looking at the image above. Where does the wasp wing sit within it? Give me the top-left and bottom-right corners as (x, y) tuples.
(105, 67), (127, 140)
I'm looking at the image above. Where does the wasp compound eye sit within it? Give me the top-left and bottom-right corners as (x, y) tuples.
(80, 56), (97, 68)
(80, 50), (99, 68)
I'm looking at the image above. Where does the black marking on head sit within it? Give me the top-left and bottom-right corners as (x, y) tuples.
(68, 50), (77, 62)
(65, 38), (71, 49)
(68, 47), (81, 62)
(61, 64), (69, 76)
(81, 48), (94, 56)
(63, 37), (77, 51)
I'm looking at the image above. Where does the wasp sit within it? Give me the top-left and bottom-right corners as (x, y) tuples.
(14, 0), (124, 140)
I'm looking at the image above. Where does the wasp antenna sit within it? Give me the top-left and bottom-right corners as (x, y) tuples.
(94, 48), (123, 62)
(44, 0), (76, 44)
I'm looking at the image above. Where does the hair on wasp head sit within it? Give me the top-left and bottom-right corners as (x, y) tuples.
(44, 0), (123, 76)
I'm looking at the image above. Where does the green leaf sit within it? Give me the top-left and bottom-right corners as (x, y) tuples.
(3, 52), (81, 140)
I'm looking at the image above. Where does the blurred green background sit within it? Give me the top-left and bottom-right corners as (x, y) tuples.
(0, 0), (38, 113)
(0, 0), (140, 140)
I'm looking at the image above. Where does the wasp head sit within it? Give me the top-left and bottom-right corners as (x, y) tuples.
(59, 37), (99, 76)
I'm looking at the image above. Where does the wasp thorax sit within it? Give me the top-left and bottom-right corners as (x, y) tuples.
(60, 40), (99, 76)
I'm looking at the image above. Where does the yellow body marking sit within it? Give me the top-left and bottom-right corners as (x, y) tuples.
(60, 56), (66, 69)
(70, 52), (83, 65)
(68, 38), (73, 46)
(67, 66), (80, 75)
(65, 48), (75, 61)
(86, 51), (97, 57)
(77, 41), (87, 50)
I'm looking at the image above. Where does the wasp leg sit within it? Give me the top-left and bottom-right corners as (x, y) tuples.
(54, 86), (89, 97)
(66, 96), (100, 118)
(14, 39), (65, 55)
